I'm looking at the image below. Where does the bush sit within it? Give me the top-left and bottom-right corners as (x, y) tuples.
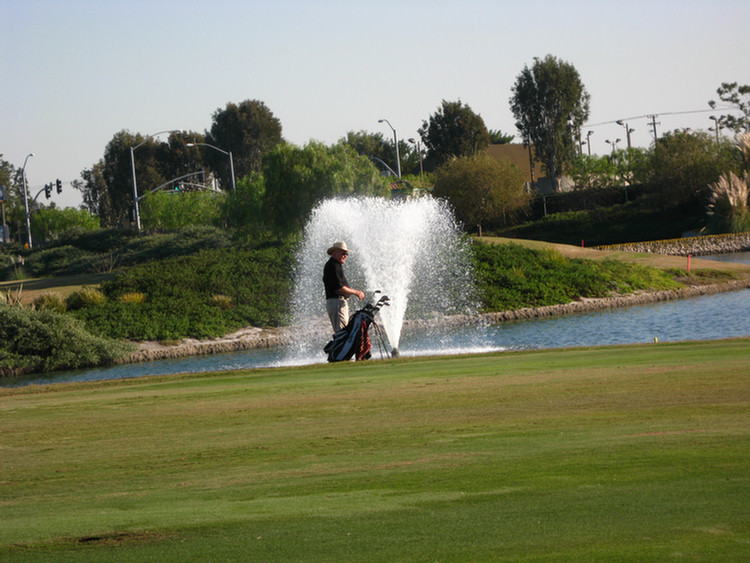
(32, 292), (67, 314)
(0, 304), (135, 375)
(118, 292), (146, 304)
(472, 242), (679, 312)
(65, 287), (107, 310)
(71, 244), (292, 340)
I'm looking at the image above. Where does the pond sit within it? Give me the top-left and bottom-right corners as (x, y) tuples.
(4, 252), (749, 388)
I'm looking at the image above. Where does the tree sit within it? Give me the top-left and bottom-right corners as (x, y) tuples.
(648, 130), (738, 209)
(0, 157), (23, 237)
(206, 100), (283, 187)
(262, 141), (388, 236)
(221, 173), (267, 239)
(341, 130), (421, 177)
(510, 55), (590, 192)
(709, 82), (750, 134)
(488, 129), (515, 144)
(433, 153), (530, 235)
(418, 99), (490, 170)
(31, 206), (100, 242)
(139, 190), (224, 232)
(77, 130), (204, 228)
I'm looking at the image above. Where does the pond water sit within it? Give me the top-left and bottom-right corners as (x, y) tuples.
(4, 252), (749, 388)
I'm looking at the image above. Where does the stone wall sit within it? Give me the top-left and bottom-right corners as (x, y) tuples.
(596, 233), (750, 256)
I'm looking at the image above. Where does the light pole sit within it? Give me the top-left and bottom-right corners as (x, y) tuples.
(130, 129), (180, 233)
(585, 131), (594, 156)
(616, 120), (634, 149)
(186, 142), (236, 192)
(407, 138), (423, 177)
(605, 138), (621, 154)
(378, 119), (401, 178)
(709, 115), (722, 143)
(21, 153), (34, 249)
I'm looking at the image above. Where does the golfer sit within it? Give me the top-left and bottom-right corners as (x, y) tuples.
(323, 241), (364, 332)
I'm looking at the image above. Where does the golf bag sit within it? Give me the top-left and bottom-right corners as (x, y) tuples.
(324, 294), (389, 362)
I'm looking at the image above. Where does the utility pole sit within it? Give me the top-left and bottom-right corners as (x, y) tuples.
(647, 115), (660, 146)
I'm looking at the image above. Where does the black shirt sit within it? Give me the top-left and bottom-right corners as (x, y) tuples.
(323, 257), (348, 299)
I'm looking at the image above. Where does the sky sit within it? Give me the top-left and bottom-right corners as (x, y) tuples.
(2, 0), (749, 209)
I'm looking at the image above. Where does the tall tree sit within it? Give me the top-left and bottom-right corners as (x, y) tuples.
(510, 55), (590, 192)
(77, 130), (203, 227)
(206, 100), (283, 187)
(418, 99), (490, 171)
(709, 82), (750, 134)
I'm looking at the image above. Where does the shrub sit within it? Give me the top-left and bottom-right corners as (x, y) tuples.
(118, 292), (146, 304)
(32, 292), (67, 314)
(65, 287), (107, 310)
(472, 242), (679, 312)
(706, 171), (750, 233)
(211, 294), (234, 309)
(20, 246), (92, 278)
(71, 244), (292, 340)
(0, 304), (135, 375)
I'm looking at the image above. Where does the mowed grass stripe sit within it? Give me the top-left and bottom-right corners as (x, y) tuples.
(1, 339), (749, 562)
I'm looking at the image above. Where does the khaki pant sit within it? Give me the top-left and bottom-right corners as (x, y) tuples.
(326, 298), (349, 333)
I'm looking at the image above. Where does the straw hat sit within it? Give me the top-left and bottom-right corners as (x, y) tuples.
(327, 241), (350, 255)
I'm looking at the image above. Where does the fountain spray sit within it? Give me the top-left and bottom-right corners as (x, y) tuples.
(289, 196), (476, 359)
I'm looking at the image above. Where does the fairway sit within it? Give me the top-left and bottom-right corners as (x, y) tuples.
(1, 339), (749, 562)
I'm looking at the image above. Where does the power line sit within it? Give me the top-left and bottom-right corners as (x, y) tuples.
(584, 106), (738, 128)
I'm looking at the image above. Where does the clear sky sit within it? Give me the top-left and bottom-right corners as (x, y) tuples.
(2, 0), (748, 209)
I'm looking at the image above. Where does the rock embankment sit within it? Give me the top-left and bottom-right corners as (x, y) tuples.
(127, 278), (750, 364)
(596, 233), (750, 256)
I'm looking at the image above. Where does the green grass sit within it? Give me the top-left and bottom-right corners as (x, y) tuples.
(2, 339), (749, 562)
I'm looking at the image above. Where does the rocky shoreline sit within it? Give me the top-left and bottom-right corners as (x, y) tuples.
(596, 233), (750, 256)
(124, 277), (750, 364)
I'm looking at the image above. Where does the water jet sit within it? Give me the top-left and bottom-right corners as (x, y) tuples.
(288, 196), (476, 360)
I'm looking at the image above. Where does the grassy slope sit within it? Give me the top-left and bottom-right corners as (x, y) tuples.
(5, 239), (749, 308)
(478, 236), (750, 275)
(2, 339), (748, 562)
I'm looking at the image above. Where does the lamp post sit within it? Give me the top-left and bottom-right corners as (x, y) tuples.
(616, 120), (634, 149)
(709, 115), (722, 143)
(21, 153), (34, 249)
(605, 138), (621, 154)
(585, 130), (594, 156)
(130, 129), (180, 233)
(186, 142), (236, 192)
(378, 119), (401, 178)
(407, 138), (423, 176)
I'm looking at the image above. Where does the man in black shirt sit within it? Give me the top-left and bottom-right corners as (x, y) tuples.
(323, 241), (365, 332)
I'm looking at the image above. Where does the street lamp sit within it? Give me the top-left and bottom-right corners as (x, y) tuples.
(130, 129), (180, 232)
(407, 138), (423, 176)
(378, 119), (401, 178)
(186, 142), (236, 192)
(709, 115), (722, 143)
(21, 153), (34, 249)
(605, 138), (621, 154)
(585, 131), (594, 156)
(616, 120), (634, 149)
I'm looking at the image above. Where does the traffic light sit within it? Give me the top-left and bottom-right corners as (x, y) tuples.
(56, 179), (62, 194)
(44, 183), (52, 199)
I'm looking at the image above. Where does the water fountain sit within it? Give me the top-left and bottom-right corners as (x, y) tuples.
(288, 196), (478, 359)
